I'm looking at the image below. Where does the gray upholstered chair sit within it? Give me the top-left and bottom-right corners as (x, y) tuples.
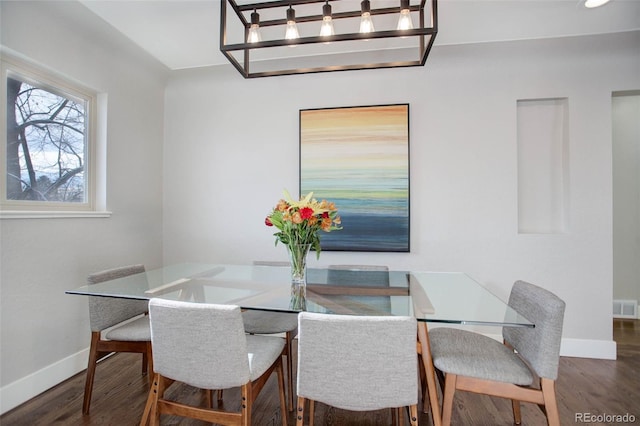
(83, 264), (152, 415)
(144, 298), (287, 426)
(429, 280), (566, 426)
(296, 312), (419, 426)
(242, 260), (298, 411)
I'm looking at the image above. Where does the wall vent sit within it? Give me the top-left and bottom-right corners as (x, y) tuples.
(613, 299), (638, 319)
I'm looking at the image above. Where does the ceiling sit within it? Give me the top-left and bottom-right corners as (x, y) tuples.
(79, 0), (640, 71)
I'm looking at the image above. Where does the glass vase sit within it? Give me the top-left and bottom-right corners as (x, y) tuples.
(287, 243), (310, 310)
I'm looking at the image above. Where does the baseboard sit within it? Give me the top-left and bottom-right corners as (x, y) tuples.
(559, 337), (617, 360)
(0, 348), (88, 415)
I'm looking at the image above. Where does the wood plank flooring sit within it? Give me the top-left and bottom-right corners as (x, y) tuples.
(2, 320), (638, 425)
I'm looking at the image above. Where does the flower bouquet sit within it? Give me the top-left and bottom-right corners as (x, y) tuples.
(265, 190), (341, 309)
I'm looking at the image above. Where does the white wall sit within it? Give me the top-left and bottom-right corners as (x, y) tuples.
(164, 31), (640, 360)
(0, 1), (167, 412)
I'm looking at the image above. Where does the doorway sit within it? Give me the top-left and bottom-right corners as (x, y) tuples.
(612, 91), (640, 346)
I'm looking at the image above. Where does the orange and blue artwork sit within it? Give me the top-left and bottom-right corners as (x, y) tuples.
(300, 104), (409, 252)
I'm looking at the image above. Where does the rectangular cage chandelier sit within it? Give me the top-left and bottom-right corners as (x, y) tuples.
(220, 0), (438, 78)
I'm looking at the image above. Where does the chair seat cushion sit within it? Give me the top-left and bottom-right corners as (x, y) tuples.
(242, 311), (298, 334)
(429, 327), (534, 386)
(246, 335), (286, 381)
(104, 315), (151, 341)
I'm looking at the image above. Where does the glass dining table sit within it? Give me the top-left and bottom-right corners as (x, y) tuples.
(66, 263), (533, 426)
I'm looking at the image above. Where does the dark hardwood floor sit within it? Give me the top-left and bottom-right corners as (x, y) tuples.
(2, 320), (638, 425)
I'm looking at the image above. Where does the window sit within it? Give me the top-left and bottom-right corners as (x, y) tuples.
(1, 52), (103, 216)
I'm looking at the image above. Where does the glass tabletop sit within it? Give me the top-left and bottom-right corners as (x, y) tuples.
(66, 263), (533, 327)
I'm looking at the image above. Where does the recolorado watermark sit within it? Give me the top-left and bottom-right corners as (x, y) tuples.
(575, 412), (636, 423)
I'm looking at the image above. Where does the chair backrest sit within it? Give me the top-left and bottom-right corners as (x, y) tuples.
(87, 264), (147, 331)
(502, 280), (566, 380)
(297, 312), (418, 411)
(148, 298), (250, 390)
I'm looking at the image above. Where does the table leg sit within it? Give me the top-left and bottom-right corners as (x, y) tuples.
(417, 322), (441, 426)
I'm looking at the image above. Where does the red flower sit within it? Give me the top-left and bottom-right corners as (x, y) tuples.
(299, 207), (314, 220)
(265, 217), (273, 226)
(322, 212), (329, 218)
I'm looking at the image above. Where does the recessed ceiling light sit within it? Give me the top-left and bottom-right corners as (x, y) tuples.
(585, 0), (611, 8)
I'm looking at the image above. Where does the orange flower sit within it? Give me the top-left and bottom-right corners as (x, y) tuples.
(292, 211), (303, 224)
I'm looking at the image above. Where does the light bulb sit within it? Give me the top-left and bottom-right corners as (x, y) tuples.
(397, 0), (413, 30)
(320, 16), (335, 36)
(248, 24), (261, 43)
(285, 21), (300, 40)
(360, 12), (374, 33)
(360, 0), (375, 34)
(320, 1), (335, 37)
(285, 6), (300, 40)
(247, 10), (261, 43)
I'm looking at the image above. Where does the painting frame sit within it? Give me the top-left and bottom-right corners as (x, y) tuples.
(299, 104), (410, 252)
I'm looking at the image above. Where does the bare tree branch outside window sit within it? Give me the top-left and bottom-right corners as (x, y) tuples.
(6, 76), (87, 203)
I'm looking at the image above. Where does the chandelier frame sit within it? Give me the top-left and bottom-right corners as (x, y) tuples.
(220, 0), (438, 78)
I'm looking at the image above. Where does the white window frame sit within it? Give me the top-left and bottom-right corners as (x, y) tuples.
(0, 50), (109, 219)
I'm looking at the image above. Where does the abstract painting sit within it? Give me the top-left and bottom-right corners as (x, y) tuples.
(300, 104), (410, 252)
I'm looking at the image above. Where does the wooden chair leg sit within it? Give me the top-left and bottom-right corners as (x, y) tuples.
(82, 332), (101, 415)
(417, 322), (442, 426)
(139, 373), (159, 426)
(512, 399), (522, 425)
(541, 378), (560, 426)
(205, 389), (213, 408)
(296, 396), (305, 426)
(441, 373), (457, 426)
(409, 405), (419, 426)
(149, 374), (168, 426)
(241, 383), (251, 426)
(146, 342), (154, 385)
(285, 330), (296, 412)
(309, 400), (315, 426)
(276, 361), (288, 426)
(417, 355), (430, 414)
